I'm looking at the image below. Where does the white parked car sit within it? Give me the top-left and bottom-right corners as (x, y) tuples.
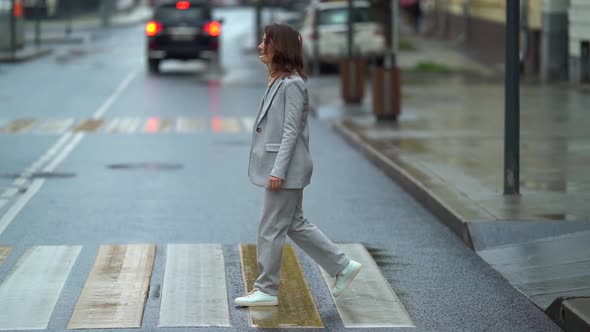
(299, 0), (385, 67)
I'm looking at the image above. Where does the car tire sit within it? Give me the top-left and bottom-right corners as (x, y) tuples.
(148, 59), (160, 74)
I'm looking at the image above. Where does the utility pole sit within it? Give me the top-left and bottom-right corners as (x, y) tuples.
(346, 0), (353, 57)
(504, 0), (520, 195)
(9, 0), (16, 60)
(312, 8), (320, 76)
(35, 0), (41, 49)
(65, 0), (72, 36)
(255, 0), (262, 49)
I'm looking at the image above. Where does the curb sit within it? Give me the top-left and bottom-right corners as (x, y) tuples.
(25, 36), (87, 45)
(333, 121), (474, 248)
(0, 48), (53, 63)
(334, 120), (590, 331)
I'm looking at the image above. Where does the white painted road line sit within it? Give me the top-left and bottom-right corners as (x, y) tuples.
(0, 188), (18, 199)
(240, 117), (255, 133)
(12, 177), (27, 187)
(34, 118), (75, 135)
(105, 117), (123, 133)
(159, 244), (231, 327)
(176, 118), (204, 133)
(320, 244), (415, 328)
(0, 66), (138, 237)
(0, 246), (81, 331)
(0, 179), (44, 235)
(68, 244), (156, 329)
(93, 66), (140, 119)
(43, 133), (84, 172)
(0, 199), (7, 210)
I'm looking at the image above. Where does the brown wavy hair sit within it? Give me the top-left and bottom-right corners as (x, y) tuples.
(263, 23), (307, 80)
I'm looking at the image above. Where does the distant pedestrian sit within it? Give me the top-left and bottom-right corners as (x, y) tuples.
(234, 23), (362, 307)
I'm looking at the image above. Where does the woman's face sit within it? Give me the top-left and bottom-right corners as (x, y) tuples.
(258, 34), (273, 65)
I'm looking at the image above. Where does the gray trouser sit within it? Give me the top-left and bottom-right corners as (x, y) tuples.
(254, 189), (350, 296)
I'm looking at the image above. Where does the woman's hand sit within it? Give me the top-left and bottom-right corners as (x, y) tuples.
(268, 176), (283, 192)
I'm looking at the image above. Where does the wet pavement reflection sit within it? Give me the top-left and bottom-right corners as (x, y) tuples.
(343, 81), (590, 222)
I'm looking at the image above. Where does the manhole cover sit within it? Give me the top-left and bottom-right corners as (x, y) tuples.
(0, 172), (76, 179)
(106, 162), (183, 171)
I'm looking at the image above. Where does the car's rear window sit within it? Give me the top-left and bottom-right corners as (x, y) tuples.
(155, 7), (210, 22)
(319, 7), (375, 25)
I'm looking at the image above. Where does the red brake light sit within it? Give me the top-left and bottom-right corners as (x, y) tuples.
(204, 21), (221, 37)
(146, 21), (162, 37)
(13, 1), (23, 17)
(176, 1), (190, 10)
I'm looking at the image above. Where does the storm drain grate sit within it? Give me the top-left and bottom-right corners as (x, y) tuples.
(106, 163), (183, 171)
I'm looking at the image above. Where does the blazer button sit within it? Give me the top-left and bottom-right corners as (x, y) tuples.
(256, 128), (261, 133)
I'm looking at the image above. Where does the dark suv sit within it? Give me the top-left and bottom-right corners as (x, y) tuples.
(146, 0), (222, 73)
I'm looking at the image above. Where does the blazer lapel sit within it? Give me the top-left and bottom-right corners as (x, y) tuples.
(256, 78), (284, 127)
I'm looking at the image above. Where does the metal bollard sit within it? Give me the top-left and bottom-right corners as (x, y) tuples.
(581, 41), (590, 83)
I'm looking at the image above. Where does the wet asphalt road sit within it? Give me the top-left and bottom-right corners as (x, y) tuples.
(0, 7), (559, 332)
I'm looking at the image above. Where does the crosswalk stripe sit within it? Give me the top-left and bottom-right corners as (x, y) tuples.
(159, 244), (231, 327)
(0, 246), (81, 330)
(320, 244), (415, 328)
(0, 247), (11, 266)
(73, 119), (104, 132)
(105, 118), (123, 133)
(68, 244), (156, 329)
(176, 117), (205, 133)
(0, 188), (18, 199)
(144, 117), (173, 134)
(117, 118), (141, 134)
(212, 117), (241, 133)
(239, 244), (324, 328)
(240, 117), (255, 133)
(106, 118), (142, 134)
(0, 119), (36, 134)
(34, 118), (75, 134)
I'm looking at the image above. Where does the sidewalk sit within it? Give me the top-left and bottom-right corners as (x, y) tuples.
(0, 4), (151, 63)
(312, 35), (590, 330)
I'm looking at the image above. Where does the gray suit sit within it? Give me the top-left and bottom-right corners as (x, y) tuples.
(248, 75), (313, 188)
(248, 74), (349, 296)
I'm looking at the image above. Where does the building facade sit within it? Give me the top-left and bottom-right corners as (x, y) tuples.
(432, 0), (589, 84)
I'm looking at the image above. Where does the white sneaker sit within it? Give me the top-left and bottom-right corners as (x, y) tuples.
(235, 290), (279, 307)
(332, 260), (362, 297)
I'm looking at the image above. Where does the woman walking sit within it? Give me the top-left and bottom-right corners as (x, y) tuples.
(235, 23), (362, 307)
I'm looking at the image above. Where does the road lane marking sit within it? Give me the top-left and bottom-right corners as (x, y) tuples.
(239, 244), (324, 328)
(68, 244), (156, 329)
(0, 199), (7, 210)
(0, 66), (138, 236)
(120, 118), (141, 134)
(0, 247), (11, 266)
(0, 246), (81, 330)
(34, 118), (75, 135)
(218, 117), (241, 133)
(0, 179), (44, 235)
(12, 177), (27, 187)
(93, 66), (140, 118)
(73, 119), (104, 132)
(43, 133), (84, 172)
(0, 119), (36, 134)
(106, 118), (141, 134)
(176, 117), (205, 133)
(159, 244), (230, 327)
(0, 188), (18, 199)
(105, 118), (123, 133)
(241, 117), (255, 133)
(320, 244), (415, 328)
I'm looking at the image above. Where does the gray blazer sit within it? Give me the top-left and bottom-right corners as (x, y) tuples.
(248, 74), (313, 189)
